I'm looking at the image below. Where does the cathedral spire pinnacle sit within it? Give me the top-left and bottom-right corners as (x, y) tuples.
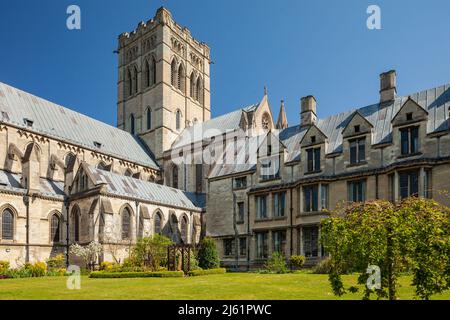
(276, 99), (288, 130)
(264, 86), (268, 97)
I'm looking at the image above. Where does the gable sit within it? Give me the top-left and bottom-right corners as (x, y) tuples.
(300, 125), (328, 148)
(391, 98), (428, 127)
(342, 111), (373, 138)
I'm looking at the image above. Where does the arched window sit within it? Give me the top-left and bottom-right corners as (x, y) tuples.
(176, 110), (182, 131)
(1, 208), (14, 240)
(71, 207), (80, 242)
(190, 72), (196, 99)
(196, 77), (203, 104)
(262, 112), (270, 130)
(126, 69), (132, 97)
(133, 66), (138, 94)
(192, 118), (198, 125)
(181, 216), (188, 243)
(51, 213), (61, 243)
(130, 114), (135, 135)
(178, 63), (185, 92)
(146, 108), (152, 130)
(151, 57), (157, 86)
(65, 153), (76, 173)
(171, 59), (178, 87)
(196, 164), (203, 193)
(122, 207), (131, 240)
(172, 165), (179, 188)
(97, 161), (107, 171)
(154, 212), (162, 235)
(125, 169), (133, 177)
(144, 60), (150, 88)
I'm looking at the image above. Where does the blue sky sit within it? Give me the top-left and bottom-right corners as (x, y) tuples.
(0, 0), (449, 126)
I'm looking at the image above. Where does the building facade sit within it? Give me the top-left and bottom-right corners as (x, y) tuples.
(0, 7), (449, 269)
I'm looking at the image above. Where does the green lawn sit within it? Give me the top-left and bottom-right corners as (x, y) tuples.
(0, 273), (449, 300)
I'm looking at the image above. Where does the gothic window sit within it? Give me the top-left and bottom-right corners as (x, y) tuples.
(176, 109), (182, 131)
(65, 153), (76, 173)
(195, 164), (203, 193)
(178, 63), (185, 92)
(1, 208), (14, 240)
(151, 57), (156, 85)
(124, 169), (133, 177)
(262, 113), (270, 130)
(190, 72), (196, 99)
(71, 207), (80, 242)
(181, 216), (188, 243)
(126, 69), (132, 97)
(146, 108), (152, 130)
(97, 161), (107, 171)
(50, 213), (61, 243)
(130, 114), (135, 135)
(172, 165), (179, 189)
(196, 77), (203, 104)
(171, 59), (178, 87)
(133, 66), (138, 94)
(154, 212), (162, 235)
(122, 207), (131, 240)
(144, 60), (150, 87)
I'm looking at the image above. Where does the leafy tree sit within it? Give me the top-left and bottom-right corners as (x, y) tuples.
(321, 198), (450, 300)
(197, 237), (220, 270)
(131, 235), (173, 271)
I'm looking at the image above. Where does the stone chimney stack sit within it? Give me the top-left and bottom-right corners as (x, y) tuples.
(380, 70), (397, 104)
(300, 95), (317, 127)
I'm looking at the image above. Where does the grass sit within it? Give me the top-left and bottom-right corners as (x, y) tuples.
(0, 272), (449, 300)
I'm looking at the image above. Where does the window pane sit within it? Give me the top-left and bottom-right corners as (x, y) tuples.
(399, 173), (409, 199)
(307, 149), (313, 172)
(314, 148), (321, 171)
(411, 127), (419, 153)
(401, 129), (409, 155)
(2, 209), (13, 240)
(358, 140), (366, 162)
(350, 141), (357, 164)
(410, 171), (419, 196)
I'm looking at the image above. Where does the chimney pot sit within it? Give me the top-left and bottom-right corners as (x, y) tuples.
(380, 70), (397, 104)
(300, 96), (317, 127)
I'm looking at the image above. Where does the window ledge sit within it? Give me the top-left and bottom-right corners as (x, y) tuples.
(233, 186), (248, 191)
(397, 152), (422, 159)
(236, 221), (245, 225)
(304, 170), (322, 176)
(273, 216), (287, 221)
(255, 218), (272, 223)
(297, 211), (329, 217)
(259, 177), (281, 183)
(347, 161), (368, 168)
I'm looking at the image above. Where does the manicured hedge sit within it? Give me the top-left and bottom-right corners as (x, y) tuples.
(90, 271), (184, 279)
(188, 268), (226, 276)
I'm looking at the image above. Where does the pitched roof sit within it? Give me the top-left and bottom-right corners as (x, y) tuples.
(171, 103), (259, 149)
(84, 164), (201, 211)
(0, 82), (159, 170)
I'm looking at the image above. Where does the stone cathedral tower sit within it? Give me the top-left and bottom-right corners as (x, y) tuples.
(117, 7), (211, 162)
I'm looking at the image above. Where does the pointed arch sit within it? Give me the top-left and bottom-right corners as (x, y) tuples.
(151, 56), (157, 85)
(171, 58), (178, 87)
(175, 109), (182, 131)
(133, 66), (138, 94)
(180, 214), (189, 244)
(146, 107), (152, 130)
(126, 68), (132, 97)
(143, 59), (150, 88)
(190, 72), (197, 99)
(178, 62), (185, 92)
(71, 205), (81, 242)
(196, 76), (203, 104)
(172, 164), (179, 189)
(130, 113), (135, 135)
(153, 210), (163, 235)
(65, 152), (77, 173)
(50, 211), (62, 243)
(1, 205), (17, 241)
(121, 206), (132, 240)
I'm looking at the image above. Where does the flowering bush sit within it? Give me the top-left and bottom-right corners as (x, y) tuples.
(70, 241), (103, 270)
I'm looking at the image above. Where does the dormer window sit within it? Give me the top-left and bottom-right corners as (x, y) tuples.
(406, 112), (413, 121)
(400, 126), (419, 155)
(23, 118), (33, 127)
(354, 125), (360, 133)
(306, 147), (321, 173)
(94, 141), (102, 148)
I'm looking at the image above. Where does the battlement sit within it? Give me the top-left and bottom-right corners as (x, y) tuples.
(118, 7), (210, 58)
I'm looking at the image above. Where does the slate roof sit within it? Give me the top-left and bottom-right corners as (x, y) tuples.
(84, 164), (201, 211)
(209, 84), (450, 179)
(0, 82), (159, 170)
(0, 169), (65, 199)
(172, 103), (259, 149)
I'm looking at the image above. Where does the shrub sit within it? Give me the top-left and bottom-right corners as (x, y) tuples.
(47, 268), (67, 277)
(89, 270), (184, 279)
(312, 257), (332, 274)
(46, 254), (66, 270)
(0, 261), (10, 275)
(27, 262), (47, 277)
(289, 255), (306, 269)
(189, 250), (201, 271)
(70, 241), (103, 270)
(131, 235), (173, 271)
(99, 261), (115, 272)
(197, 237), (220, 270)
(188, 268), (226, 276)
(264, 252), (288, 274)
